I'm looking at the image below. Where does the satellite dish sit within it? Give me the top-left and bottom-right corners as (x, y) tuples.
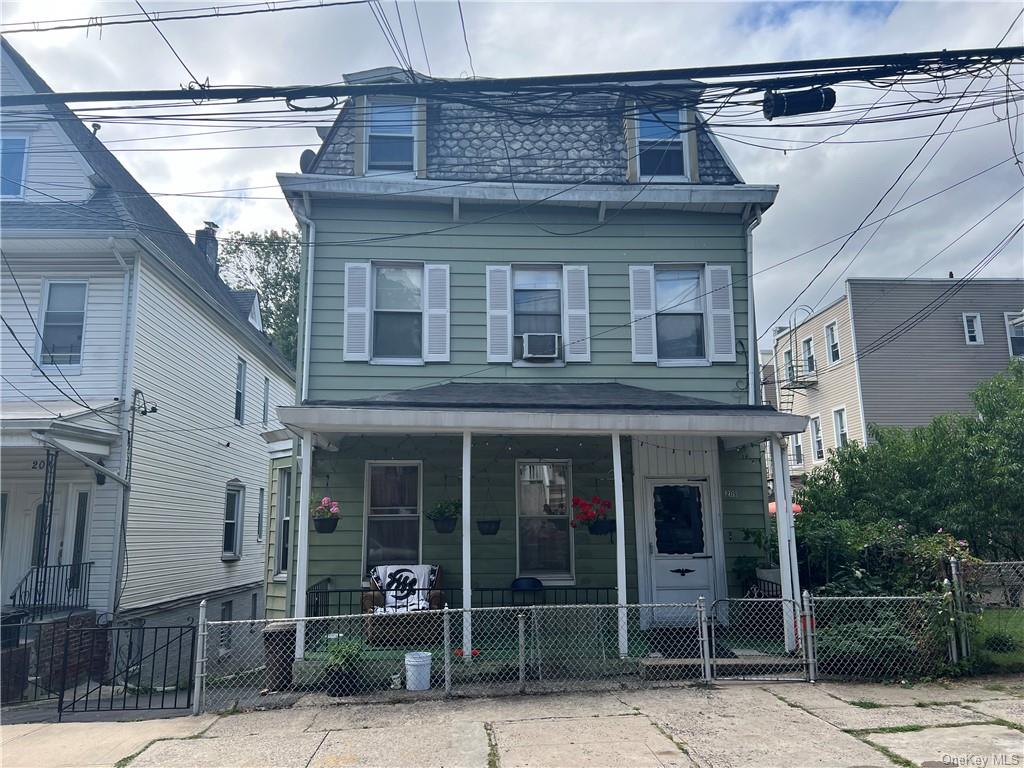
(299, 149), (317, 173)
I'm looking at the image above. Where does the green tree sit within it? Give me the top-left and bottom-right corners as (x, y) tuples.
(219, 229), (300, 364)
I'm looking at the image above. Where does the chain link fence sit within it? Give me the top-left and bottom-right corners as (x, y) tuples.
(711, 598), (807, 681)
(950, 559), (1024, 670)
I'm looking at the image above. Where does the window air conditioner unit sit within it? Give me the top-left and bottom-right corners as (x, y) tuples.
(521, 333), (561, 361)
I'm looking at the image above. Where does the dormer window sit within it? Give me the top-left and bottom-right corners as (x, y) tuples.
(637, 108), (688, 179)
(367, 99), (415, 172)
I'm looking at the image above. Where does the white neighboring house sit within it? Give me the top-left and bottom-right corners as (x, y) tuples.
(0, 40), (294, 627)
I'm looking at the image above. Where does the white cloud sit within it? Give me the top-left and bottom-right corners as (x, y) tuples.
(4, 0), (1022, 340)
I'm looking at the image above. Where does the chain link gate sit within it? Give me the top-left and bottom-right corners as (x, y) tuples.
(709, 598), (809, 681)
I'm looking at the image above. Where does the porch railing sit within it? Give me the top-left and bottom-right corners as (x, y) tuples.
(8, 563), (93, 619)
(306, 582), (616, 617)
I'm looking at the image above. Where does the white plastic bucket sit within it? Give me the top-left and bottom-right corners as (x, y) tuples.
(405, 651), (432, 691)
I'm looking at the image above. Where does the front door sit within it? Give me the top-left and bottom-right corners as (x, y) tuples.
(644, 480), (716, 610)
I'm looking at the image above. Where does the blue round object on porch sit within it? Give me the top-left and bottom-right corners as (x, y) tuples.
(509, 577), (543, 592)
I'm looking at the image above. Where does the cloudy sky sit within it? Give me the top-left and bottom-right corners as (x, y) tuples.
(3, 0), (1022, 345)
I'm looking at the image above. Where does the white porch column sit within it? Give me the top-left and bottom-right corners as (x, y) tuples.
(770, 436), (800, 652)
(294, 429), (313, 660)
(461, 430), (472, 657)
(611, 432), (628, 657)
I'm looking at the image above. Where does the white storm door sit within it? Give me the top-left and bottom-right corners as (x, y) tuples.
(645, 480), (715, 611)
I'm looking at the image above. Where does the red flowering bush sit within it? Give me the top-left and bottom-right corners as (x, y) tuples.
(570, 495), (612, 528)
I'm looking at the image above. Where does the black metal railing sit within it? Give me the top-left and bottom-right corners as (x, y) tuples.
(306, 584), (617, 616)
(8, 563), (93, 619)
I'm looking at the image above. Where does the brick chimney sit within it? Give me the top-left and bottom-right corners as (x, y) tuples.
(194, 221), (219, 272)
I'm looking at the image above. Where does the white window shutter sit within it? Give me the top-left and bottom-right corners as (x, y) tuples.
(422, 264), (450, 362)
(629, 265), (657, 362)
(343, 262), (371, 361)
(562, 265), (591, 362)
(706, 264), (736, 362)
(486, 265), (513, 363)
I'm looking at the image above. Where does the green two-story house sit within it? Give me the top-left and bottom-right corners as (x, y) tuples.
(267, 67), (806, 655)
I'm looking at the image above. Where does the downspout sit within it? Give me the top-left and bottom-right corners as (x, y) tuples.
(744, 205), (763, 405)
(291, 193), (316, 403)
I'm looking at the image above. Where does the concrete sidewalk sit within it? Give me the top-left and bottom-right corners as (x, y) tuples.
(2, 677), (1022, 768)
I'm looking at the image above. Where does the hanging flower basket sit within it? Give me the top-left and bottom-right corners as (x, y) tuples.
(571, 495), (613, 537)
(312, 496), (341, 533)
(588, 519), (615, 536)
(426, 499), (460, 534)
(476, 520), (501, 536)
(433, 517), (457, 534)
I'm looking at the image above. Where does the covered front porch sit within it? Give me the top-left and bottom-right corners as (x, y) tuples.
(278, 383), (806, 662)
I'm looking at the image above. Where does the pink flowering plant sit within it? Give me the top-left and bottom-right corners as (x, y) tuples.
(313, 496), (341, 519)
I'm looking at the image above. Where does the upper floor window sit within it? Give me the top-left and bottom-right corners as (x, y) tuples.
(824, 322), (841, 364)
(40, 281), (87, 366)
(783, 350), (795, 383)
(234, 359), (247, 422)
(275, 467), (292, 576)
(654, 267), (704, 362)
(801, 337), (816, 373)
(637, 108), (688, 179)
(833, 408), (849, 448)
(262, 376), (270, 424)
(373, 264), (423, 360)
(513, 267), (562, 362)
(1, 136), (28, 198)
(256, 487), (265, 543)
(367, 99), (415, 172)
(962, 313), (983, 345)
(1006, 312), (1024, 357)
(790, 433), (804, 466)
(810, 416), (824, 462)
(223, 485), (244, 560)
(517, 461), (572, 580)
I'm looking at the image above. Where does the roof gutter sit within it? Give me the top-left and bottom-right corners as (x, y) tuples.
(291, 194), (315, 403)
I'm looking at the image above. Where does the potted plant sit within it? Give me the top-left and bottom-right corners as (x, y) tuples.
(324, 637), (363, 696)
(571, 495), (615, 536)
(476, 519), (501, 536)
(426, 499), (460, 534)
(312, 496), (341, 533)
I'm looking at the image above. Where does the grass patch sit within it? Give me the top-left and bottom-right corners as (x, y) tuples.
(971, 608), (1024, 673)
(849, 700), (885, 709)
(484, 722), (500, 768)
(849, 733), (916, 768)
(114, 718), (218, 767)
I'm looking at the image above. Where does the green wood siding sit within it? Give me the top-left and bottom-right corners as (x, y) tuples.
(303, 200), (751, 403)
(720, 443), (772, 595)
(264, 454), (296, 619)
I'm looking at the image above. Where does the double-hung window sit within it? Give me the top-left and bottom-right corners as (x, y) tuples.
(636, 108), (688, 179)
(261, 376), (270, 424)
(1006, 313), (1024, 357)
(513, 266), (562, 361)
(256, 487), (265, 543)
(783, 350), (795, 383)
(654, 267), (705, 362)
(367, 99), (415, 172)
(825, 322), (841, 364)
(223, 485), (244, 559)
(40, 281), (87, 366)
(833, 408), (849, 448)
(275, 468), (292, 576)
(810, 417), (824, 462)
(791, 433), (804, 466)
(517, 461), (572, 580)
(801, 337), (816, 374)
(365, 463), (420, 572)
(373, 264), (423, 360)
(962, 313), (983, 345)
(1, 136), (28, 198)
(234, 359), (246, 422)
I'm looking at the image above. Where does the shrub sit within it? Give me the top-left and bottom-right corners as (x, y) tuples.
(982, 631), (1021, 654)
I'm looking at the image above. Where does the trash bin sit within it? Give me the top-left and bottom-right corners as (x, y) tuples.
(404, 651), (432, 691)
(262, 622), (296, 691)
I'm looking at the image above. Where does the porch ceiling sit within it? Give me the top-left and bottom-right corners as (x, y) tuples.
(279, 382), (807, 438)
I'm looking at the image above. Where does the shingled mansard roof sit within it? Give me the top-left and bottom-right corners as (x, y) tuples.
(0, 39), (292, 375)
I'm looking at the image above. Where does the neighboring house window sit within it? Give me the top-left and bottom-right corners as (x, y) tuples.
(40, 281), (87, 366)
(367, 99), (414, 172)
(637, 108), (687, 178)
(1, 136), (28, 198)
(1006, 313), (1024, 357)
(234, 359), (246, 422)
(783, 350), (795, 383)
(365, 463), (420, 572)
(513, 266), (562, 361)
(275, 468), (292, 575)
(256, 487), (265, 543)
(261, 377), (270, 424)
(833, 408), (849, 448)
(517, 461), (572, 579)
(962, 313), (984, 345)
(219, 601), (233, 651)
(810, 417), (824, 462)
(790, 433), (804, 466)
(373, 264), (422, 360)
(654, 267), (705, 362)
(223, 485), (244, 559)
(825, 322), (841, 364)
(801, 337), (815, 374)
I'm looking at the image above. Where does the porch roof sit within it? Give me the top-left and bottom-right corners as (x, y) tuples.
(280, 382), (807, 438)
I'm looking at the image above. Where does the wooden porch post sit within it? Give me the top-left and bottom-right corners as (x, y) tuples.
(294, 429), (313, 660)
(461, 430), (472, 657)
(611, 432), (628, 657)
(770, 436), (800, 652)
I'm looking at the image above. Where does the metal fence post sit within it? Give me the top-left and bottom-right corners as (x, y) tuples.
(942, 579), (959, 665)
(802, 590), (817, 683)
(191, 600), (207, 715)
(442, 607), (451, 695)
(948, 557), (970, 660)
(517, 612), (526, 693)
(697, 597), (712, 684)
